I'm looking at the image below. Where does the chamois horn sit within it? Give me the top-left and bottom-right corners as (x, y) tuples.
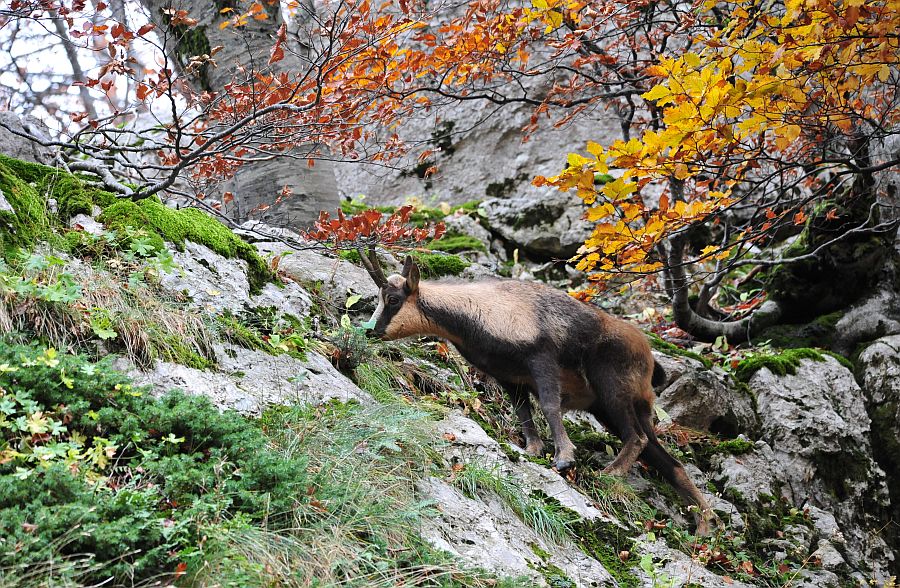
(357, 246), (388, 289)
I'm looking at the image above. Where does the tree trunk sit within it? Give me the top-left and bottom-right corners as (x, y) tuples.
(764, 135), (893, 320)
(138, 0), (338, 228)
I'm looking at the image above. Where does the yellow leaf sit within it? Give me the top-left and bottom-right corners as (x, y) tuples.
(567, 152), (592, 168)
(642, 85), (671, 104)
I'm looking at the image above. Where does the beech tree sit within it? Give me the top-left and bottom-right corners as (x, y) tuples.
(3, 0), (898, 341)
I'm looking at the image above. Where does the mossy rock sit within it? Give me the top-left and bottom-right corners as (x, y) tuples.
(734, 348), (825, 382)
(42, 173), (117, 220)
(647, 333), (712, 368)
(427, 232), (486, 253)
(765, 195), (891, 320)
(0, 159), (50, 255)
(410, 252), (469, 277)
(753, 311), (844, 351)
(99, 198), (273, 294)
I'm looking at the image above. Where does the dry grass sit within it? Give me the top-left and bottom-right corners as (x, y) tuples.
(0, 257), (214, 369)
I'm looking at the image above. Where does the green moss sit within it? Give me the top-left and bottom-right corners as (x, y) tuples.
(647, 333), (713, 368)
(339, 200), (396, 216)
(427, 232), (486, 253)
(171, 25), (212, 90)
(42, 173), (117, 220)
(694, 437), (754, 460)
(570, 519), (640, 588)
(452, 200), (482, 214)
(99, 198), (273, 293)
(529, 542), (552, 562)
(734, 347), (824, 382)
(0, 159), (50, 254)
(753, 311), (845, 350)
(156, 334), (216, 370)
(216, 314), (267, 351)
(410, 251), (469, 277)
(337, 249), (362, 264)
(0, 153), (57, 184)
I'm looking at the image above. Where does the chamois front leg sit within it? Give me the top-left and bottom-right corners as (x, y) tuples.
(504, 383), (544, 456)
(529, 358), (576, 472)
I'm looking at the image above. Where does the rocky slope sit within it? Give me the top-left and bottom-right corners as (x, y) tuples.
(0, 147), (898, 587)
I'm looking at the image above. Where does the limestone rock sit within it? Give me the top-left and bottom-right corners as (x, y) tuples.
(637, 538), (753, 588)
(159, 240), (312, 318)
(254, 239), (379, 309)
(656, 356), (758, 437)
(481, 191), (593, 258)
(747, 357), (894, 579)
(419, 477), (617, 587)
(332, 78), (622, 209)
(121, 344), (371, 414)
(0, 112), (54, 164)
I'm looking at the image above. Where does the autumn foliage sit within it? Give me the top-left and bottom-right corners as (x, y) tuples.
(3, 0), (898, 337)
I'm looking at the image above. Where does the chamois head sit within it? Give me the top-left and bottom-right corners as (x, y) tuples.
(368, 256), (422, 340)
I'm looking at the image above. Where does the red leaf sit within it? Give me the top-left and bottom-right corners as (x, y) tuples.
(175, 562), (187, 577)
(137, 23), (156, 36)
(269, 22), (287, 65)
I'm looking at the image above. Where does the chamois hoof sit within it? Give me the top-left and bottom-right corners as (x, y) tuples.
(552, 458), (576, 473)
(524, 442), (545, 457)
(601, 465), (628, 477)
(694, 510), (719, 537)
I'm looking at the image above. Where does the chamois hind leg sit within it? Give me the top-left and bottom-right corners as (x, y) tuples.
(636, 407), (716, 535)
(503, 382), (544, 456)
(528, 355), (576, 471)
(587, 372), (648, 477)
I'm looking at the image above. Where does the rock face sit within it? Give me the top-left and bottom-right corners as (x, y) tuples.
(0, 112), (54, 164)
(425, 412), (617, 587)
(833, 250), (900, 354)
(333, 83), (622, 209)
(654, 353), (759, 437)
(857, 335), (900, 562)
(159, 241), (312, 318)
(481, 191), (594, 258)
(122, 344), (372, 414)
(741, 357), (894, 580)
(254, 239), (380, 309)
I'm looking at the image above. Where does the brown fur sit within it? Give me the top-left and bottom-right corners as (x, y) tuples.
(369, 257), (715, 534)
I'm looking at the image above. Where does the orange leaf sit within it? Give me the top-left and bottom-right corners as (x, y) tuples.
(269, 22), (287, 65)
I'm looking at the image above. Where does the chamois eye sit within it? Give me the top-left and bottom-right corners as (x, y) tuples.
(388, 295), (400, 306)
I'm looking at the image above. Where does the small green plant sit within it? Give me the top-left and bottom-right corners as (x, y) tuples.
(638, 552), (677, 588)
(329, 314), (371, 372)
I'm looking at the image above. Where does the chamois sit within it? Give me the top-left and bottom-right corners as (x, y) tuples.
(367, 256), (714, 533)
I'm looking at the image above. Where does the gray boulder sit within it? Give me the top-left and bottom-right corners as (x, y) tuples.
(121, 344), (371, 414)
(654, 353), (759, 437)
(481, 190), (593, 258)
(0, 112), (54, 164)
(746, 357), (894, 579)
(254, 239), (380, 310)
(159, 240), (312, 318)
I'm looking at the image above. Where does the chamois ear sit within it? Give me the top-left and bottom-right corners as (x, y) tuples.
(405, 257), (420, 294)
(401, 255), (414, 277)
